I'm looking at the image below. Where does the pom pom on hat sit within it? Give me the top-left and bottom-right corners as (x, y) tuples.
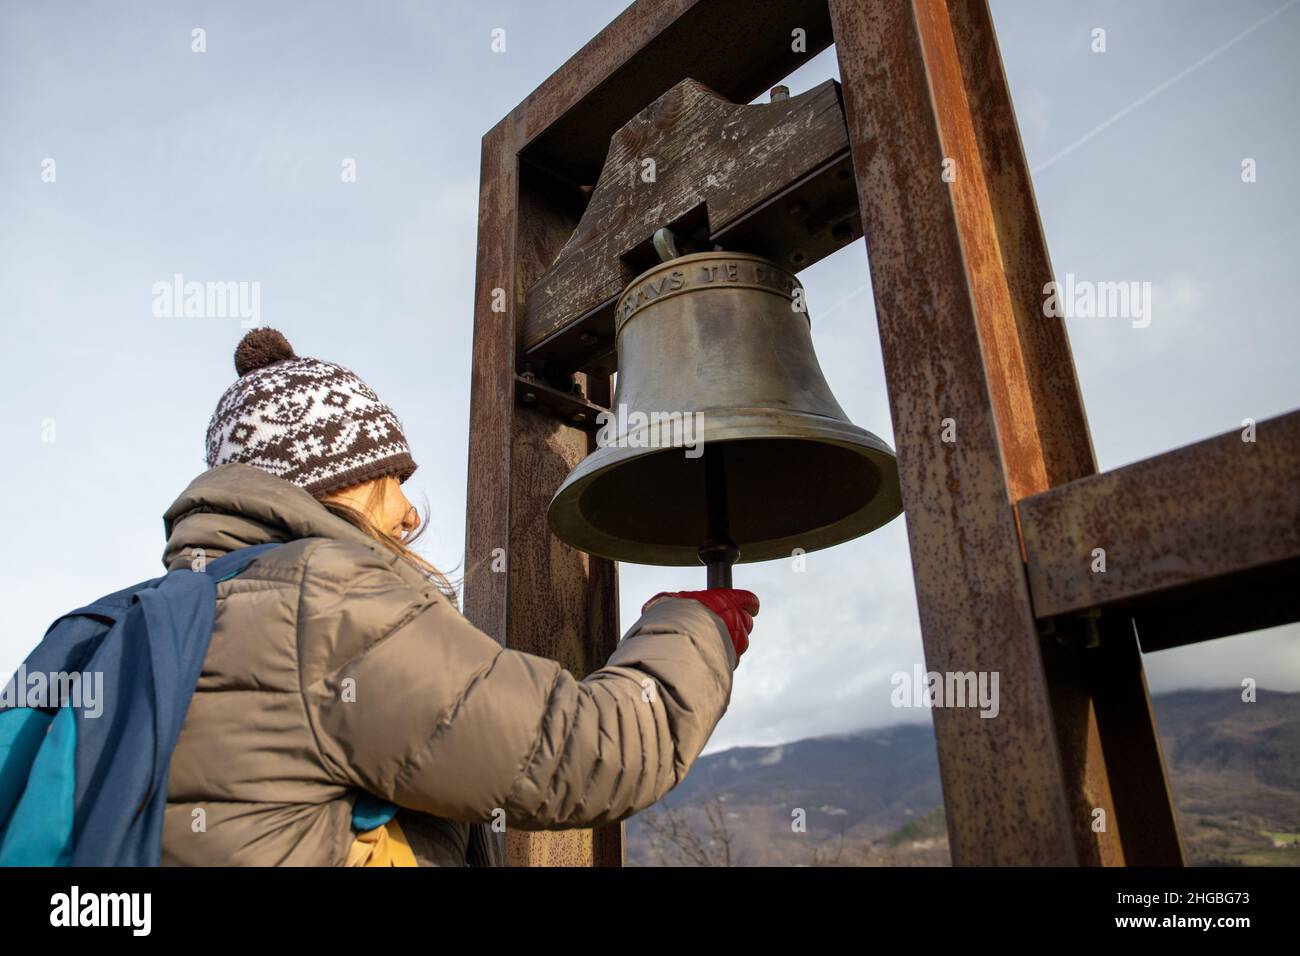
(234, 328), (297, 376)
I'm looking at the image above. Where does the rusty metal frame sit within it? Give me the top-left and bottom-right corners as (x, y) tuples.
(465, 0), (1296, 866)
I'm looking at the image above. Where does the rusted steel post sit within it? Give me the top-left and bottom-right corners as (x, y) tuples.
(463, 122), (624, 867)
(830, 0), (1184, 864)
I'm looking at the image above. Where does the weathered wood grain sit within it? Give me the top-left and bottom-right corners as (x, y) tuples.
(523, 78), (850, 355)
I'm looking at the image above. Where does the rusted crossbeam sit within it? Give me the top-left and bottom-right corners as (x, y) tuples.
(1019, 410), (1300, 651)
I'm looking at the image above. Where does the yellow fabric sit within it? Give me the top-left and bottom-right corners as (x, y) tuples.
(346, 817), (419, 867)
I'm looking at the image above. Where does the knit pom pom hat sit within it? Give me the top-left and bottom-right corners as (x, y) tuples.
(205, 328), (418, 496)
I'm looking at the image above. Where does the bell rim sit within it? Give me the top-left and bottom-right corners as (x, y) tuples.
(547, 416), (903, 567)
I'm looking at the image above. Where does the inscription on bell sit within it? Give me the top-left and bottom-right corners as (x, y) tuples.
(618, 256), (801, 326)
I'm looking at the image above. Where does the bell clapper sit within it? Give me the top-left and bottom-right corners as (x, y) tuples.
(699, 443), (740, 588)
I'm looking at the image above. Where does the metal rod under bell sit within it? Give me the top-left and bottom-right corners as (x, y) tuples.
(699, 443), (739, 588)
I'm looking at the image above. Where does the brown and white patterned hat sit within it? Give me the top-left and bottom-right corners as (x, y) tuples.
(205, 328), (417, 496)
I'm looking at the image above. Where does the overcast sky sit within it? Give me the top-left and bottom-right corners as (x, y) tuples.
(1, 0), (1296, 757)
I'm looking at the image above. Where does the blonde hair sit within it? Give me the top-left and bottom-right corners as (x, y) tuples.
(317, 479), (459, 602)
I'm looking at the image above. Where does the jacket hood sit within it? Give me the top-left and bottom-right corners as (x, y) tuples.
(162, 462), (395, 573)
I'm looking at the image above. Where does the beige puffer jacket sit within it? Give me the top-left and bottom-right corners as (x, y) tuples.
(159, 463), (736, 866)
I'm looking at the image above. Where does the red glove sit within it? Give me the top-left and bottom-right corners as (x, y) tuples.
(641, 589), (760, 665)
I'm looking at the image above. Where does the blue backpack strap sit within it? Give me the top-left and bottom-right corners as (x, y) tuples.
(72, 542), (284, 866)
(0, 581), (149, 864)
(17, 583), (158, 690)
(1, 543), (284, 867)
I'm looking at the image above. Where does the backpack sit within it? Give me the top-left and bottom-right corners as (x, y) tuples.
(0, 544), (400, 866)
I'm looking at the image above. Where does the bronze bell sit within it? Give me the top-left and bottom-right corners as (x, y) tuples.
(547, 250), (902, 585)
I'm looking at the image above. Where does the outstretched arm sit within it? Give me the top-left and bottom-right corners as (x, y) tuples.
(306, 552), (736, 830)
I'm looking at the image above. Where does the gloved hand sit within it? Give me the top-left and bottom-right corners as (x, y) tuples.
(641, 589), (760, 666)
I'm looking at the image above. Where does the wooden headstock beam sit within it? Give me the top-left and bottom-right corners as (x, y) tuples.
(522, 77), (858, 371)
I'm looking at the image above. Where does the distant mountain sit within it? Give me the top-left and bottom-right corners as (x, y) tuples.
(626, 689), (1300, 866)
(1154, 689), (1300, 866)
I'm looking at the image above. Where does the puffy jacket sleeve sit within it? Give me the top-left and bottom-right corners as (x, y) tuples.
(304, 543), (737, 830)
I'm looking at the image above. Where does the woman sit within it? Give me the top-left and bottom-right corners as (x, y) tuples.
(160, 328), (759, 866)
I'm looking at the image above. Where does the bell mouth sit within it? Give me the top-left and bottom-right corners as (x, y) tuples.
(546, 410), (903, 566)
